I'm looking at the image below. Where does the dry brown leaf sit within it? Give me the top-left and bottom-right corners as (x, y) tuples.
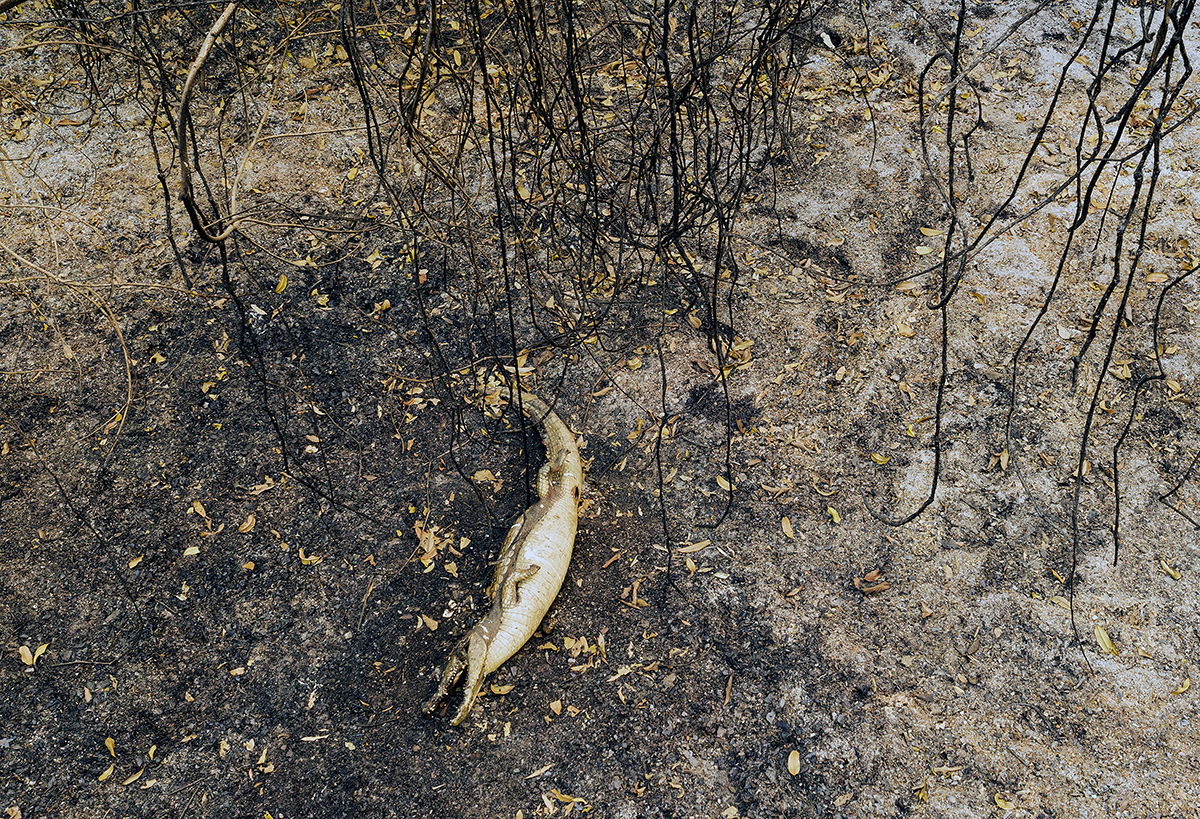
(249, 479), (276, 496)
(854, 576), (890, 594)
(525, 763), (553, 779)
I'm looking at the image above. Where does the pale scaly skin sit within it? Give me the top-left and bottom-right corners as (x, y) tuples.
(423, 388), (583, 725)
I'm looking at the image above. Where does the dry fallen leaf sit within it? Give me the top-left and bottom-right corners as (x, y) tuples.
(30, 644), (48, 666)
(249, 478), (276, 496)
(1095, 625), (1117, 655)
(787, 749), (801, 776)
(525, 763), (553, 779)
(854, 577), (891, 594)
(781, 517), (795, 540)
(98, 764), (114, 782)
(238, 514), (256, 533)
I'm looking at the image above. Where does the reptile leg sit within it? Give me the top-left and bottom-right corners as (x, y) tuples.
(536, 450), (567, 497)
(498, 563), (540, 609)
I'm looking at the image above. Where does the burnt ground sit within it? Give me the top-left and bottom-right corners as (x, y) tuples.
(5, 0), (1200, 817)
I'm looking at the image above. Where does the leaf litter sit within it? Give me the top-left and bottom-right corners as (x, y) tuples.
(4, 0), (1200, 817)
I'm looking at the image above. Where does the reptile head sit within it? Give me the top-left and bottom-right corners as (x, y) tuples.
(423, 619), (495, 726)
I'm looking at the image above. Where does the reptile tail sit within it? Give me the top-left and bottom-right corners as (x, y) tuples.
(503, 387), (554, 427)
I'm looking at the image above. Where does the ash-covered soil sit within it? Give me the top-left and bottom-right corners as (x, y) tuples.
(4, 0), (1200, 817)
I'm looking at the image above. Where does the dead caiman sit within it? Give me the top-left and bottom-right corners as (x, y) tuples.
(423, 388), (584, 725)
